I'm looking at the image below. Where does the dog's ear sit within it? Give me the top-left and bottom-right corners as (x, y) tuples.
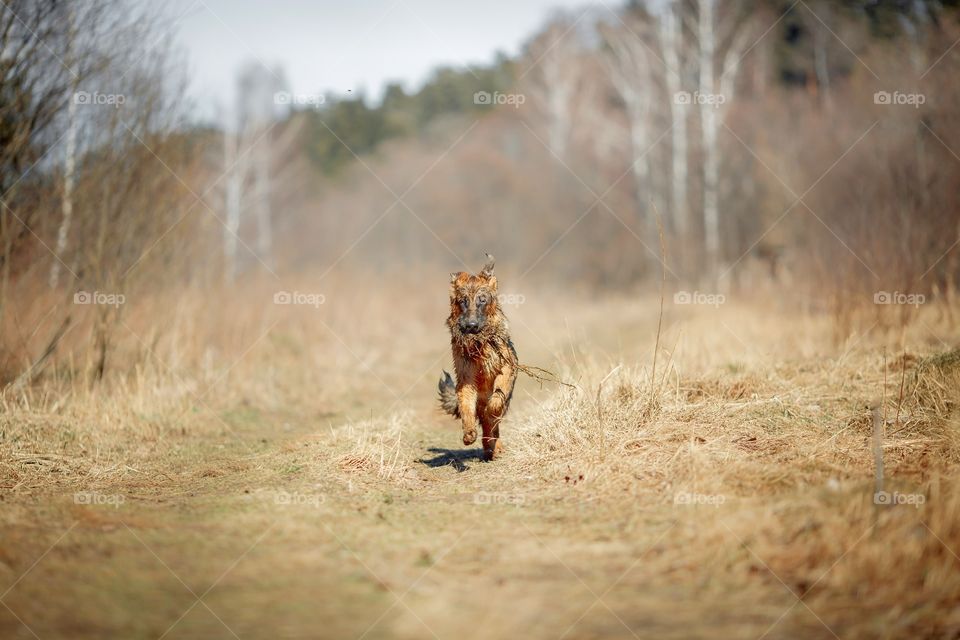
(450, 271), (464, 284)
(480, 253), (495, 278)
(487, 275), (498, 291)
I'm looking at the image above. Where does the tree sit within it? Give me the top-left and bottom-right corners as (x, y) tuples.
(601, 12), (663, 242)
(696, 0), (754, 279)
(525, 18), (587, 160)
(49, 5), (79, 289)
(0, 1), (112, 319)
(658, 0), (690, 242)
(0, 1), (198, 384)
(222, 63), (286, 280)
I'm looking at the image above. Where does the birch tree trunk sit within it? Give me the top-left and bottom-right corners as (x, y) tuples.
(698, 0), (721, 277)
(253, 138), (273, 269)
(604, 21), (659, 243)
(223, 128), (242, 283)
(809, 1), (833, 110)
(661, 0), (689, 240)
(538, 30), (576, 160)
(50, 97), (78, 288)
(49, 6), (78, 288)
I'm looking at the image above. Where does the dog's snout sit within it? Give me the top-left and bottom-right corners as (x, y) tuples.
(465, 320), (480, 332)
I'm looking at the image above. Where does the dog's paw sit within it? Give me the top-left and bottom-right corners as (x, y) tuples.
(487, 392), (504, 417)
(482, 438), (502, 461)
(463, 428), (477, 445)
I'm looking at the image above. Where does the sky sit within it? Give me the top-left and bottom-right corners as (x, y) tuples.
(169, 0), (593, 119)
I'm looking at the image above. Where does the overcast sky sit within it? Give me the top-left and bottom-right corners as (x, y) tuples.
(170, 0), (593, 119)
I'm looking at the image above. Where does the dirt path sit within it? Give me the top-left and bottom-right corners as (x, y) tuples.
(0, 402), (833, 640)
(5, 302), (951, 639)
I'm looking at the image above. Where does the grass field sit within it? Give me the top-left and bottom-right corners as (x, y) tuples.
(1, 278), (959, 639)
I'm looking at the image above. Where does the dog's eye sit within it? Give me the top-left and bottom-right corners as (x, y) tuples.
(477, 295), (487, 305)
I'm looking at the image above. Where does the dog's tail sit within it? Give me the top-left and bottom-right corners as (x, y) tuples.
(438, 370), (460, 418)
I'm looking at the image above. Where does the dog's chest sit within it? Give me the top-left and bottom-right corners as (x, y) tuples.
(454, 341), (501, 382)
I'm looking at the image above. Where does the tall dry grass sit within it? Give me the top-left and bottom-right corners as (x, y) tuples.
(321, 293), (960, 637)
(3, 272), (959, 636)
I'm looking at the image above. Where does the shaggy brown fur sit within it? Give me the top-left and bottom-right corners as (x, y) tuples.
(438, 254), (518, 461)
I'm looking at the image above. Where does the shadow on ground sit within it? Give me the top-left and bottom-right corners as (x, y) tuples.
(418, 447), (485, 472)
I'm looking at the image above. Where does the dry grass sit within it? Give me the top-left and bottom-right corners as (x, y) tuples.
(1, 278), (959, 638)
(494, 324), (960, 637)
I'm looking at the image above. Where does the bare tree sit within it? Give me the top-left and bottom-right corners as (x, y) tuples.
(223, 120), (244, 282)
(0, 1), (196, 383)
(698, 0), (720, 276)
(238, 64), (284, 270)
(696, 0), (753, 279)
(221, 63), (286, 280)
(525, 19), (585, 160)
(0, 1), (88, 319)
(602, 14), (663, 242)
(659, 0), (690, 240)
(49, 5), (79, 288)
(805, 1), (834, 110)
(0, 2), (150, 299)
(898, 0), (933, 72)
(76, 37), (191, 380)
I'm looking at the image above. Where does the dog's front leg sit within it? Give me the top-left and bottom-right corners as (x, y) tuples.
(457, 383), (479, 445)
(486, 363), (516, 419)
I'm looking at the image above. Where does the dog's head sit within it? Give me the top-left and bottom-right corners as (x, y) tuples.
(448, 254), (502, 343)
